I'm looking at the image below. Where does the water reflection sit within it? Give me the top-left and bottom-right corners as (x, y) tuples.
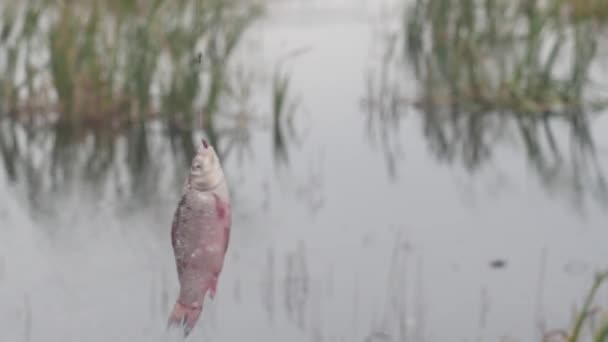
(284, 240), (309, 330)
(363, 0), (608, 208)
(0, 0), (299, 211)
(2, 1), (608, 341)
(261, 247), (276, 322)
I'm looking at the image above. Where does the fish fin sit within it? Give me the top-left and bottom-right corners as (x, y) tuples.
(167, 301), (202, 337)
(223, 225), (231, 255)
(170, 195), (186, 250)
(209, 276), (218, 299)
(223, 202), (232, 255)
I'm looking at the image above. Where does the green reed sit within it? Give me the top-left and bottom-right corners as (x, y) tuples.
(405, 0), (608, 115)
(0, 0), (262, 130)
(568, 271), (608, 342)
(542, 271), (608, 341)
(0, 0), (302, 211)
(364, 0), (608, 209)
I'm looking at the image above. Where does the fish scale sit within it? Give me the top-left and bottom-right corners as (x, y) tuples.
(167, 139), (232, 337)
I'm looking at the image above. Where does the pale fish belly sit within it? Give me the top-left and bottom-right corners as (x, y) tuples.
(172, 179), (231, 305)
(175, 204), (227, 306)
(177, 238), (226, 306)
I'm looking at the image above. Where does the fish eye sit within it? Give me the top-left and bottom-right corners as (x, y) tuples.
(193, 163), (202, 170)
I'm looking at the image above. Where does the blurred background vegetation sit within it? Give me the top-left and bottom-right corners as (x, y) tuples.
(2, 0), (607, 210)
(1, 0), (608, 341)
(0, 0), (300, 210)
(360, 1), (608, 337)
(364, 0), (608, 210)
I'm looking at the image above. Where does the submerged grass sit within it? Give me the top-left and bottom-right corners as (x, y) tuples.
(364, 0), (608, 209)
(0, 0), (301, 208)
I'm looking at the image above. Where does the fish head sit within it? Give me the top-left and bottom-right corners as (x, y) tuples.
(188, 139), (223, 190)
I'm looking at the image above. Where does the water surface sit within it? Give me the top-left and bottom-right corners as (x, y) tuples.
(1, 1), (608, 341)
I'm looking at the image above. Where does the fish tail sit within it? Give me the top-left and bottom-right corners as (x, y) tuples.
(167, 301), (202, 337)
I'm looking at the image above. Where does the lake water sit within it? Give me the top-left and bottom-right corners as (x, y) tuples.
(1, 1), (608, 341)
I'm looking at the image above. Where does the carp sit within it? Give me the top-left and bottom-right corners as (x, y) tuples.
(167, 139), (232, 337)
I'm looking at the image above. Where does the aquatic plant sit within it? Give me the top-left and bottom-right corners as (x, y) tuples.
(0, 0), (263, 128)
(545, 271), (608, 342)
(0, 0), (300, 210)
(363, 0), (608, 209)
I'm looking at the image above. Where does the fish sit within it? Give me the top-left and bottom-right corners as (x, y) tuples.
(167, 139), (232, 337)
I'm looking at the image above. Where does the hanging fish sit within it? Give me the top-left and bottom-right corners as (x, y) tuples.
(167, 139), (232, 337)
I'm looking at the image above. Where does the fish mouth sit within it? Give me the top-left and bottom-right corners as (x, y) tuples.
(201, 139), (209, 149)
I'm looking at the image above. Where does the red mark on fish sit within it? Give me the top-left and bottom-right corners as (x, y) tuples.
(167, 139), (232, 337)
(213, 193), (228, 220)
